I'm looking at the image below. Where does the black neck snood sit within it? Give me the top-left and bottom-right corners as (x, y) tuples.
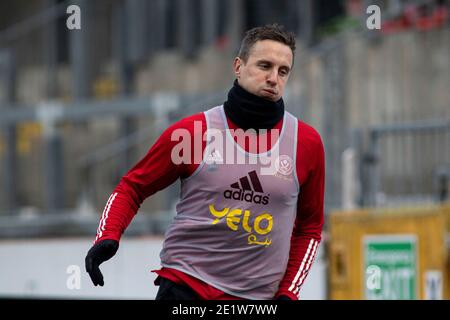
(223, 80), (284, 130)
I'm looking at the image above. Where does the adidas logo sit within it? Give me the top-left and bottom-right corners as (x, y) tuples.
(223, 170), (270, 205)
(206, 149), (223, 164)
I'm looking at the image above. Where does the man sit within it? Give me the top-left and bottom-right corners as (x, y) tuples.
(85, 24), (324, 300)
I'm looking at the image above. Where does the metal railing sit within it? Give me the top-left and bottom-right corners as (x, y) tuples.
(362, 119), (450, 207)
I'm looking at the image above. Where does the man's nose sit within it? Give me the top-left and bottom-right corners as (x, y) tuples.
(266, 69), (277, 85)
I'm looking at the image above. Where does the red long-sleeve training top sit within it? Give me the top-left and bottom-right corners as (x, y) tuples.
(93, 111), (325, 300)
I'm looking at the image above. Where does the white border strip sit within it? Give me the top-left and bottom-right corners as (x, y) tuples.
(95, 192), (118, 242)
(294, 240), (319, 295)
(288, 238), (315, 292)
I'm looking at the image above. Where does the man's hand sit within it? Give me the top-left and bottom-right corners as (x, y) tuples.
(85, 239), (119, 286)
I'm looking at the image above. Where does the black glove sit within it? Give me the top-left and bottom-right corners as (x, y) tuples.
(85, 239), (119, 286)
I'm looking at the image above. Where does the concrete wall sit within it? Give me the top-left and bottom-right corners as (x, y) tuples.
(0, 236), (327, 300)
(297, 27), (450, 208)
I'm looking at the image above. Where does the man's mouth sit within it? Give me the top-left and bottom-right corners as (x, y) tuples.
(262, 88), (277, 95)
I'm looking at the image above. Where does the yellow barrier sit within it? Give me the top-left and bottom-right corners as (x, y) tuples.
(328, 205), (450, 300)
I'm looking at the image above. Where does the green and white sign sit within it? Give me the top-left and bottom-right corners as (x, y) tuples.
(364, 235), (418, 300)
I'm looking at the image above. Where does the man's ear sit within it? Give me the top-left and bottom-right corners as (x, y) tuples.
(233, 57), (242, 78)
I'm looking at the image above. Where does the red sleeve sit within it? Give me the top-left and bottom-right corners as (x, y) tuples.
(93, 113), (206, 244)
(275, 121), (325, 300)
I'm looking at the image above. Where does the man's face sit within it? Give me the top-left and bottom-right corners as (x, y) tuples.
(234, 39), (293, 102)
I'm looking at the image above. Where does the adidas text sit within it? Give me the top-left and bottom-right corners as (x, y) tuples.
(223, 189), (269, 205)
